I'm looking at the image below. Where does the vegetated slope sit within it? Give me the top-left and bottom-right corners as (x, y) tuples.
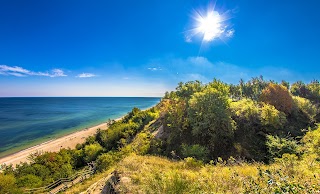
(0, 106), (159, 193)
(154, 77), (320, 163)
(70, 119), (319, 193)
(114, 142), (320, 193)
(110, 77), (320, 193)
(1, 77), (320, 193)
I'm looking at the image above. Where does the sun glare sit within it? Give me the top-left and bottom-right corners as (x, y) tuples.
(186, 6), (234, 44)
(197, 11), (223, 41)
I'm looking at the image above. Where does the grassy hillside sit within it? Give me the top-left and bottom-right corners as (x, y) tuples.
(115, 152), (319, 193)
(67, 116), (319, 194)
(69, 123), (320, 193)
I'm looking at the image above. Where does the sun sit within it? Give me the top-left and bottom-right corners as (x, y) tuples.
(196, 11), (223, 41)
(186, 6), (233, 43)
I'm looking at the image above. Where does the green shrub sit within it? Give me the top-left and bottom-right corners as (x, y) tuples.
(96, 151), (122, 171)
(149, 138), (165, 155)
(16, 174), (42, 188)
(0, 174), (22, 193)
(183, 157), (203, 169)
(306, 80), (320, 103)
(302, 126), (320, 159)
(84, 143), (104, 162)
(52, 164), (74, 180)
(84, 135), (96, 145)
(131, 132), (152, 155)
(72, 149), (85, 168)
(260, 104), (287, 131)
(293, 96), (318, 122)
(181, 144), (209, 161)
(266, 135), (300, 161)
(230, 98), (260, 120)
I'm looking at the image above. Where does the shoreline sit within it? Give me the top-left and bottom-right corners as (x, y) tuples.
(0, 117), (122, 168)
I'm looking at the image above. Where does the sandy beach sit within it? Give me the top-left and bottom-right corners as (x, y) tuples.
(0, 120), (117, 168)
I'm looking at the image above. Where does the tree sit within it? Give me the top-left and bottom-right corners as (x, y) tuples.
(176, 81), (203, 100)
(293, 96), (318, 122)
(164, 99), (190, 152)
(260, 103), (287, 131)
(0, 174), (22, 193)
(291, 80), (320, 103)
(290, 81), (310, 98)
(122, 107), (141, 123)
(260, 83), (293, 114)
(230, 98), (266, 161)
(307, 80), (320, 103)
(239, 76), (267, 100)
(249, 76), (268, 100)
(188, 80), (236, 157)
(230, 98), (260, 120)
(84, 143), (104, 162)
(31, 149), (74, 179)
(229, 84), (241, 100)
(281, 80), (290, 89)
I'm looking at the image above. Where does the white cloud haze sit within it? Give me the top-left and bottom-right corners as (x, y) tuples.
(76, 73), (96, 78)
(144, 56), (307, 85)
(226, 29), (235, 37)
(0, 65), (67, 77)
(147, 67), (162, 71)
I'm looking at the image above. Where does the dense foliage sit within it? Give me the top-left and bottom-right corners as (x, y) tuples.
(159, 77), (319, 162)
(260, 83), (294, 114)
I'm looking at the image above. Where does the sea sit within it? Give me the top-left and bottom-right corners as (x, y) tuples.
(0, 97), (161, 157)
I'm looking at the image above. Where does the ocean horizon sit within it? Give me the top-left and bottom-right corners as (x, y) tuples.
(0, 97), (161, 158)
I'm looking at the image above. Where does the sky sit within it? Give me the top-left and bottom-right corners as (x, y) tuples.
(0, 0), (319, 97)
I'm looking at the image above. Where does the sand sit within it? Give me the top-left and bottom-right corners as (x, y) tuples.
(0, 120), (118, 168)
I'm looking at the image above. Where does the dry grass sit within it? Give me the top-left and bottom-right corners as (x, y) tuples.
(65, 121), (320, 193)
(115, 154), (319, 194)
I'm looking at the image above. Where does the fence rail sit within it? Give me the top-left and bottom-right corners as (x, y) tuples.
(24, 169), (94, 194)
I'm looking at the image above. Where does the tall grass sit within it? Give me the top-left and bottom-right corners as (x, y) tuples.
(115, 154), (319, 193)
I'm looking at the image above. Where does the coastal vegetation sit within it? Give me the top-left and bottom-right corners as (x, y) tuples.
(0, 106), (158, 193)
(0, 77), (319, 193)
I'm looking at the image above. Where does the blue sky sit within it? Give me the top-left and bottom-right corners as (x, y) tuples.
(0, 0), (319, 97)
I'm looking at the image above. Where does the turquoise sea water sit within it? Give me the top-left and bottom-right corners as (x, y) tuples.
(0, 97), (160, 157)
